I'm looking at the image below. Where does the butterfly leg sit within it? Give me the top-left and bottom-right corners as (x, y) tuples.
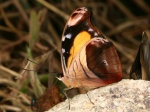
(63, 87), (80, 110)
(79, 87), (95, 105)
(63, 87), (73, 110)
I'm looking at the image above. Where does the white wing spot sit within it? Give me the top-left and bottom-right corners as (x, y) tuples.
(62, 33), (72, 41)
(65, 33), (72, 39)
(62, 48), (65, 53)
(94, 32), (98, 36)
(88, 28), (93, 32)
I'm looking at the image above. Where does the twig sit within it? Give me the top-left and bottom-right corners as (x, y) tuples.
(0, 1), (13, 9)
(0, 78), (18, 87)
(0, 25), (27, 34)
(0, 9), (22, 37)
(0, 65), (20, 77)
(0, 105), (22, 112)
(111, 0), (136, 20)
(0, 10), (30, 19)
(37, 0), (69, 20)
(133, 0), (150, 14)
(13, 0), (29, 25)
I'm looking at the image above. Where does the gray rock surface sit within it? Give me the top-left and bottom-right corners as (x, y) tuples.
(46, 79), (150, 112)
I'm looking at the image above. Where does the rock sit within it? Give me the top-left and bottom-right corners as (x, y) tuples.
(46, 79), (150, 112)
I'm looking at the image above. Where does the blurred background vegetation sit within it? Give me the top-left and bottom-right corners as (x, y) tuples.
(0, 0), (150, 112)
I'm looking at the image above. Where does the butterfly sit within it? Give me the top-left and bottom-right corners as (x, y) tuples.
(130, 31), (150, 80)
(58, 7), (122, 88)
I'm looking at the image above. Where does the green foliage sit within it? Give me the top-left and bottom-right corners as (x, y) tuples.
(29, 11), (39, 49)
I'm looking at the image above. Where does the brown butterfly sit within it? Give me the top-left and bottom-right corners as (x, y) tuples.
(130, 31), (150, 80)
(59, 7), (122, 88)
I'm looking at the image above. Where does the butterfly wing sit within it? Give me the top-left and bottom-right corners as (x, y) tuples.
(60, 7), (122, 88)
(130, 31), (150, 80)
(61, 38), (122, 88)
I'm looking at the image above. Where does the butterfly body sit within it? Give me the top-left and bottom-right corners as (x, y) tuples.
(60, 7), (122, 88)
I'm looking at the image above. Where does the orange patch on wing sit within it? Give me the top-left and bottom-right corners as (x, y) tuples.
(67, 31), (91, 68)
